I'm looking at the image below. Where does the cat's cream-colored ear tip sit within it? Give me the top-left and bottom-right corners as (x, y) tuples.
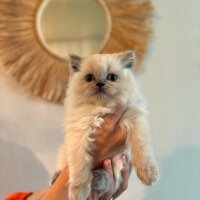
(124, 50), (136, 58)
(68, 54), (82, 72)
(68, 53), (80, 60)
(116, 50), (136, 69)
(117, 50), (136, 59)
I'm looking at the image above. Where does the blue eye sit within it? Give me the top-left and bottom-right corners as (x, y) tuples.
(85, 74), (95, 82)
(107, 74), (118, 82)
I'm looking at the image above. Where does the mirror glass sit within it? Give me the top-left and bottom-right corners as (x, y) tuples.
(39, 0), (107, 57)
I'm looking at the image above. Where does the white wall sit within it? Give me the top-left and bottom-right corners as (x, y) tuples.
(0, 0), (200, 199)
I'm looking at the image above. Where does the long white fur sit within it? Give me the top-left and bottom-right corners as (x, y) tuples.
(57, 51), (158, 200)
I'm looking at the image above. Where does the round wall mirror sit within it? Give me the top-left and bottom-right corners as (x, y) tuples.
(0, 0), (153, 103)
(39, 0), (107, 57)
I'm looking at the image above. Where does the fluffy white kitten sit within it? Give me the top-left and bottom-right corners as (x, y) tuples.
(57, 51), (158, 200)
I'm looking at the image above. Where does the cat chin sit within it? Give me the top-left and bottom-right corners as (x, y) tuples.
(96, 91), (114, 99)
(89, 94), (128, 107)
(91, 96), (113, 106)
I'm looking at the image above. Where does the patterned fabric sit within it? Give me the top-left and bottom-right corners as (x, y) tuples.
(4, 192), (32, 200)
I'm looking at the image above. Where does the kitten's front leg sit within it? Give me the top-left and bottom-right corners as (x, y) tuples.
(123, 115), (159, 186)
(67, 146), (93, 200)
(67, 113), (105, 200)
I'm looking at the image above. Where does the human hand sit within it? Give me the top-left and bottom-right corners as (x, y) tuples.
(27, 105), (129, 200)
(89, 155), (132, 200)
(27, 155), (131, 200)
(92, 105), (127, 168)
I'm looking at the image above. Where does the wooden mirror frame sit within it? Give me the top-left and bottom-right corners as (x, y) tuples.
(0, 0), (152, 103)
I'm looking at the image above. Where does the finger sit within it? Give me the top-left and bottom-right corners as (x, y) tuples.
(93, 126), (127, 168)
(102, 105), (127, 133)
(113, 155), (131, 199)
(100, 159), (115, 200)
(103, 159), (114, 180)
(88, 191), (99, 200)
(107, 126), (127, 158)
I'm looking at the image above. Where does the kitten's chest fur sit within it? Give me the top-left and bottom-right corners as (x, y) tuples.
(64, 96), (142, 138)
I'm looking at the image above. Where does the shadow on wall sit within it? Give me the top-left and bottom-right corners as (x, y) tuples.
(145, 147), (200, 200)
(0, 139), (49, 199)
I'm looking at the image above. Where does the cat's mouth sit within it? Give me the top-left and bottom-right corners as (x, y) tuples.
(98, 87), (104, 92)
(95, 88), (111, 98)
(92, 86), (113, 98)
(96, 87), (107, 93)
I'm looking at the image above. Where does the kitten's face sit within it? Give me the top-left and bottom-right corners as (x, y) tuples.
(68, 51), (136, 104)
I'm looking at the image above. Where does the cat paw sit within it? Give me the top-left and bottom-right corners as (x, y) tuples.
(69, 183), (91, 200)
(92, 169), (109, 197)
(136, 163), (159, 186)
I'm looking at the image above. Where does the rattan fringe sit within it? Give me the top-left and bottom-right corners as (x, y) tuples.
(0, 0), (153, 103)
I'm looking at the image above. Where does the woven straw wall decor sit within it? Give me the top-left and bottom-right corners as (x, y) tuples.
(0, 0), (152, 103)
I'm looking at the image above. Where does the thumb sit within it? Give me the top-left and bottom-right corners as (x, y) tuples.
(103, 159), (113, 176)
(101, 159), (115, 199)
(88, 191), (99, 200)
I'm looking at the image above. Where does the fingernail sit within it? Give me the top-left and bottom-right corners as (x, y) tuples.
(103, 159), (111, 170)
(91, 191), (98, 199)
(121, 154), (126, 162)
(121, 154), (127, 170)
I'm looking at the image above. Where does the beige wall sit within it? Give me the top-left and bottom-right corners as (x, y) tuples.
(0, 0), (200, 199)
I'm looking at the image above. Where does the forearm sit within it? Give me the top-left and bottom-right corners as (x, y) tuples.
(27, 189), (48, 200)
(27, 167), (69, 200)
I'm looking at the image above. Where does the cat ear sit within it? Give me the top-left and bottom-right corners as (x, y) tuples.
(119, 51), (136, 69)
(68, 54), (82, 72)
